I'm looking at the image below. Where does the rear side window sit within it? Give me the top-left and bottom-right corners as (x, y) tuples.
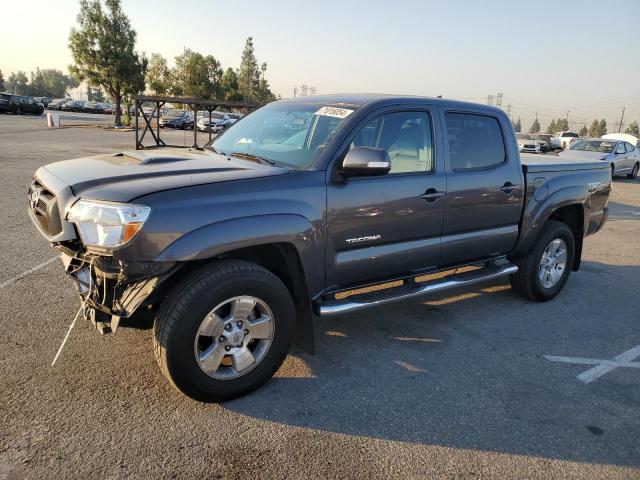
(445, 113), (506, 171)
(626, 142), (635, 153)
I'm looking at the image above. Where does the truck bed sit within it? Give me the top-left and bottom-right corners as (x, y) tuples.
(520, 153), (609, 173)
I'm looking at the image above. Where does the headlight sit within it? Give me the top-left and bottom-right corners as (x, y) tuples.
(67, 200), (151, 249)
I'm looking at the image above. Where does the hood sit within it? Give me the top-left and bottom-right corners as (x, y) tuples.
(162, 116), (186, 121)
(557, 150), (611, 161)
(40, 148), (290, 202)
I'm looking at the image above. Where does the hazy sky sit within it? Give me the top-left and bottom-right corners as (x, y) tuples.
(2, 0), (639, 131)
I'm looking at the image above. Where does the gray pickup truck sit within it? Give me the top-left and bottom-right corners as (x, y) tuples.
(28, 94), (611, 401)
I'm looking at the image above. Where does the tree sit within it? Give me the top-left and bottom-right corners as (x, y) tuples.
(625, 121), (639, 136)
(171, 49), (223, 99)
(29, 69), (77, 97)
(578, 125), (588, 137)
(6, 71), (30, 95)
(587, 119), (607, 138)
(87, 86), (105, 102)
(220, 67), (243, 101)
(146, 53), (172, 95)
(546, 118), (556, 134)
(555, 118), (569, 132)
(529, 118), (540, 134)
(512, 117), (522, 132)
(598, 119), (607, 137)
(69, 0), (148, 126)
(238, 37), (260, 101)
(0, 70), (4, 91)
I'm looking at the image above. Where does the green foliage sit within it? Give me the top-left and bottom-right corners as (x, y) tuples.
(546, 119), (556, 134)
(29, 68), (77, 97)
(146, 53), (172, 95)
(529, 118), (540, 134)
(0, 70), (4, 91)
(555, 118), (569, 132)
(238, 37), (260, 102)
(6, 71), (30, 95)
(578, 125), (588, 137)
(512, 117), (522, 132)
(87, 86), (105, 102)
(625, 121), (639, 136)
(220, 68), (243, 101)
(69, 0), (147, 126)
(171, 49), (223, 99)
(587, 119), (607, 137)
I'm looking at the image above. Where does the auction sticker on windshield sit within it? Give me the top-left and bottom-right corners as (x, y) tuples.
(315, 106), (354, 119)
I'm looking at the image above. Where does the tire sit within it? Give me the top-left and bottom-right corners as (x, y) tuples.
(153, 260), (296, 402)
(628, 163), (639, 179)
(510, 220), (575, 302)
(611, 164), (615, 178)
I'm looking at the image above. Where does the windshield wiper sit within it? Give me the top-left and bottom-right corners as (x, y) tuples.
(229, 152), (276, 166)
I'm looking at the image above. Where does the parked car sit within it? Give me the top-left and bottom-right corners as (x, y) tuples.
(196, 111), (230, 132)
(228, 112), (243, 125)
(102, 103), (115, 114)
(0, 93), (44, 115)
(47, 98), (69, 110)
(602, 132), (639, 148)
(159, 109), (193, 129)
(530, 133), (552, 152)
(82, 102), (105, 114)
(558, 137), (639, 178)
(34, 96), (53, 107)
(551, 131), (580, 150)
(28, 95), (612, 402)
(62, 100), (85, 112)
(515, 133), (539, 153)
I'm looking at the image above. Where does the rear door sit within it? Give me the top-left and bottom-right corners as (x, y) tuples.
(325, 106), (446, 289)
(440, 110), (524, 266)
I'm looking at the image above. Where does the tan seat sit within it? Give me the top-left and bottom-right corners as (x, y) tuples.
(388, 125), (432, 173)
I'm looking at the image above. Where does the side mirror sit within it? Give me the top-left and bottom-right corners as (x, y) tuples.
(342, 146), (391, 176)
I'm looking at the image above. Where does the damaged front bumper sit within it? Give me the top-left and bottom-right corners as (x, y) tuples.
(58, 246), (177, 333)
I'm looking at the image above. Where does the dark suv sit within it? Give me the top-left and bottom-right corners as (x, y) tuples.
(0, 93), (44, 115)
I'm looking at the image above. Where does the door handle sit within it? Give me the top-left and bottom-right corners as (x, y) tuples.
(420, 188), (445, 202)
(500, 183), (520, 194)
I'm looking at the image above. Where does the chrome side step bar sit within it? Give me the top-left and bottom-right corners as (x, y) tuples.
(316, 264), (518, 317)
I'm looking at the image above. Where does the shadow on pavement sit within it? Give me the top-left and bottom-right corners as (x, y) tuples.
(222, 261), (640, 467)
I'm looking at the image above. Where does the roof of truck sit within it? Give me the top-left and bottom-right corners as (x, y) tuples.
(278, 93), (495, 110)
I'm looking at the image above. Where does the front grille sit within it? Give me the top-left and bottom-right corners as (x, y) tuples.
(29, 179), (62, 236)
(524, 144), (535, 149)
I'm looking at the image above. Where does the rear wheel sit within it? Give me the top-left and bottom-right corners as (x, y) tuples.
(628, 163), (639, 179)
(153, 260), (295, 402)
(15, 107), (22, 115)
(510, 220), (575, 302)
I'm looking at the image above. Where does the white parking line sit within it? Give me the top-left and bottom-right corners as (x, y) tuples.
(544, 345), (640, 384)
(0, 256), (59, 289)
(621, 210), (640, 216)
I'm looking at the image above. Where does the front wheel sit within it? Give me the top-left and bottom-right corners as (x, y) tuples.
(628, 163), (639, 179)
(153, 260), (296, 402)
(510, 220), (575, 302)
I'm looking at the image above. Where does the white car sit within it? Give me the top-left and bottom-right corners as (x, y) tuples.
(515, 133), (540, 153)
(551, 131), (580, 150)
(197, 111), (231, 132)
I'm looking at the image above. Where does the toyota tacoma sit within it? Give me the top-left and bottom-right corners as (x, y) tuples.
(28, 94), (611, 401)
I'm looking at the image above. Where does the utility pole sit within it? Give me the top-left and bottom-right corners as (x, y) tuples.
(618, 107), (626, 132)
(506, 102), (512, 120)
(487, 95), (494, 106)
(496, 92), (503, 109)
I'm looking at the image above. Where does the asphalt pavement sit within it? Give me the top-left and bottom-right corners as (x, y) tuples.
(1, 114), (639, 479)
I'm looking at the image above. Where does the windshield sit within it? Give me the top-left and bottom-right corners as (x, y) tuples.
(516, 133), (532, 140)
(570, 140), (616, 153)
(166, 109), (185, 117)
(210, 102), (356, 169)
